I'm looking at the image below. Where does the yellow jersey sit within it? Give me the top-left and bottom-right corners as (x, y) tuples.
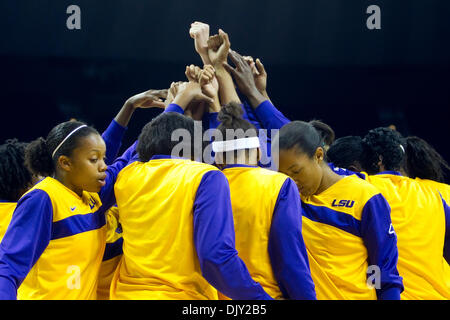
(111, 156), (272, 300)
(367, 172), (450, 299)
(0, 201), (16, 243)
(222, 164), (315, 300)
(301, 175), (403, 300)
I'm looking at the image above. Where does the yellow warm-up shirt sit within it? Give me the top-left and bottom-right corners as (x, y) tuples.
(111, 156), (272, 300)
(0, 202), (16, 242)
(367, 173), (450, 299)
(301, 175), (402, 300)
(97, 205), (123, 300)
(222, 164), (315, 300)
(0, 177), (107, 300)
(111, 158), (221, 300)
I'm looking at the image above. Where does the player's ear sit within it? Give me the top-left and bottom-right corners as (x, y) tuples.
(377, 155), (383, 170)
(257, 147), (262, 163)
(57, 155), (73, 172)
(215, 152), (224, 167)
(314, 147), (324, 163)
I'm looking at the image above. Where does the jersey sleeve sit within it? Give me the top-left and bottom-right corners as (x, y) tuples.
(98, 141), (138, 212)
(164, 103), (184, 114)
(193, 170), (273, 300)
(0, 189), (53, 300)
(241, 99), (263, 130)
(268, 178), (316, 300)
(101, 119), (127, 165)
(360, 193), (404, 300)
(327, 163), (368, 180)
(441, 195), (450, 264)
(254, 100), (291, 132)
(207, 112), (221, 130)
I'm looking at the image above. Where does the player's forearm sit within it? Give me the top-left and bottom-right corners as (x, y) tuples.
(215, 68), (241, 105)
(245, 87), (268, 110)
(254, 100), (291, 131)
(102, 119), (127, 165)
(199, 52), (212, 66)
(164, 103), (185, 114)
(114, 102), (137, 128)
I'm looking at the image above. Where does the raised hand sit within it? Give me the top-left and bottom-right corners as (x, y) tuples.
(172, 79), (214, 110)
(223, 50), (267, 108)
(185, 64), (202, 83)
(189, 21), (211, 65)
(198, 65), (220, 113)
(243, 56), (259, 76)
(114, 89), (168, 127)
(125, 89), (168, 109)
(198, 65), (219, 99)
(207, 29), (231, 69)
(165, 81), (184, 107)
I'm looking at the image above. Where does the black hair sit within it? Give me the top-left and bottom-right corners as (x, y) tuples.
(278, 120), (323, 158)
(309, 120), (335, 147)
(361, 127), (406, 174)
(137, 112), (195, 162)
(327, 136), (364, 171)
(25, 121), (99, 177)
(404, 136), (450, 182)
(0, 139), (33, 201)
(217, 102), (257, 136)
(215, 102), (258, 163)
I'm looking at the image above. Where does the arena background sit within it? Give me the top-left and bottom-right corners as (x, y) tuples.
(0, 0), (449, 181)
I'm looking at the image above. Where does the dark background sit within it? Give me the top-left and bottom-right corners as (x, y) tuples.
(0, 1), (449, 175)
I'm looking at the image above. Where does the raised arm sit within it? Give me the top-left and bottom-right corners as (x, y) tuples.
(189, 21), (212, 66)
(193, 170), (273, 300)
(361, 193), (404, 300)
(224, 50), (290, 131)
(103, 89), (168, 164)
(207, 29), (241, 105)
(97, 141), (139, 214)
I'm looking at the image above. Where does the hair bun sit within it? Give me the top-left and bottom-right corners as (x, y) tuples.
(217, 101), (244, 126)
(25, 137), (54, 177)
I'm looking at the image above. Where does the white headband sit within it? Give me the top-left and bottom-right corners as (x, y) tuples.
(52, 125), (87, 159)
(212, 137), (260, 153)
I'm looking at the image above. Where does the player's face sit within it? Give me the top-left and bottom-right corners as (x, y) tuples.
(278, 147), (323, 197)
(68, 133), (107, 193)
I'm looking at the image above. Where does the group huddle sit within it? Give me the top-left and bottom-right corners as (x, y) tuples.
(0, 22), (449, 300)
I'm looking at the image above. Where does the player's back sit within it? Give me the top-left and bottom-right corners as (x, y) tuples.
(222, 164), (290, 299)
(415, 178), (450, 204)
(111, 158), (221, 300)
(367, 173), (450, 299)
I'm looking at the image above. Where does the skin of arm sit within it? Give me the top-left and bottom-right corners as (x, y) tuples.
(223, 50), (267, 109)
(171, 81), (214, 111)
(243, 56), (272, 103)
(207, 29), (241, 105)
(114, 89), (168, 127)
(189, 21), (212, 66)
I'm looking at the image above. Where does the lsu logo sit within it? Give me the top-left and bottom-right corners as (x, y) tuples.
(88, 197), (96, 210)
(332, 199), (355, 208)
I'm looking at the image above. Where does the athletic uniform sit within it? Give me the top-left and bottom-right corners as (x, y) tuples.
(300, 175), (403, 299)
(222, 164), (316, 299)
(110, 156), (272, 300)
(0, 134), (136, 300)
